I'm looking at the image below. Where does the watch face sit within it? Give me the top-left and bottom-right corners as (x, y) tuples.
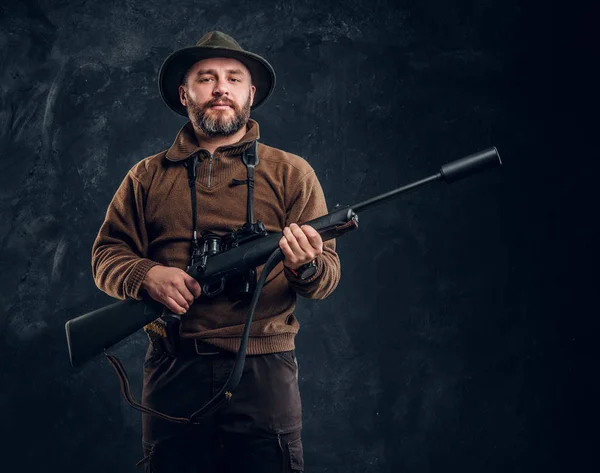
(300, 262), (318, 280)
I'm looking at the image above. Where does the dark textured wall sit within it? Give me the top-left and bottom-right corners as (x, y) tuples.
(1, 0), (582, 472)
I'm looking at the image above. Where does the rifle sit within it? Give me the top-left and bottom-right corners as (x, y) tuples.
(66, 147), (501, 368)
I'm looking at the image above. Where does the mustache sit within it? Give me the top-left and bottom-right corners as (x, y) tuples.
(205, 98), (236, 108)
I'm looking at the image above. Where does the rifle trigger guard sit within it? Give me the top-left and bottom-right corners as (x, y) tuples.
(202, 277), (226, 297)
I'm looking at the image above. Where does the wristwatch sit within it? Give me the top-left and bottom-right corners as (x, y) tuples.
(287, 259), (318, 280)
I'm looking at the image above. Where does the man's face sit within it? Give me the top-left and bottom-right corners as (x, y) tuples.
(179, 57), (256, 138)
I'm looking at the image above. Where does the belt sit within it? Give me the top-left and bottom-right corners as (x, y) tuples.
(155, 336), (229, 356)
(190, 339), (225, 356)
(146, 320), (229, 356)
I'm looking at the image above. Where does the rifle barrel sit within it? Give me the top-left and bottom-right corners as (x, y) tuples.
(352, 147), (501, 213)
(353, 174), (441, 213)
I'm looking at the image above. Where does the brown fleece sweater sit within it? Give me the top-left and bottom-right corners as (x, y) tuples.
(91, 119), (341, 354)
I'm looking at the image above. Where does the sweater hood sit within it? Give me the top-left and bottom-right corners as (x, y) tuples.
(165, 119), (261, 162)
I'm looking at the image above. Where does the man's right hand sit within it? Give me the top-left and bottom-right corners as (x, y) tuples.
(142, 266), (202, 315)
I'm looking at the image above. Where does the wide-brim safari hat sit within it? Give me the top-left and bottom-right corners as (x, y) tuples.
(158, 31), (276, 117)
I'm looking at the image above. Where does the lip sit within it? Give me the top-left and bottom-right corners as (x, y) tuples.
(211, 104), (232, 110)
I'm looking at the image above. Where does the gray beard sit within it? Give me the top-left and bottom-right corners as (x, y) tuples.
(190, 95), (252, 138)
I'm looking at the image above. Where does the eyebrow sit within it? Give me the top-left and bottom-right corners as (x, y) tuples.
(195, 68), (246, 76)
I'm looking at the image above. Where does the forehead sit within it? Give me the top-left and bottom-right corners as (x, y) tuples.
(186, 57), (251, 77)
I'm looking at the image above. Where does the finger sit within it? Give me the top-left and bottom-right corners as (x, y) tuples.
(279, 236), (297, 265)
(169, 290), (190, 311)
(290, 223), (313, 253)
(301, 225), (324, 252)
(184, 275), (202, 298)
(165, 296), (187, 315)
(283, 226), (305, 258)
(175, 279), (195, 305)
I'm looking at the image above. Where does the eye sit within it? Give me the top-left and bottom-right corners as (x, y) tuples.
(230, 77), (241, 83)
(198, 77), (213, 83)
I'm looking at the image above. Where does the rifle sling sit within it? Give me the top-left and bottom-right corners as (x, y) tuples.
(104, 247), (284, 425)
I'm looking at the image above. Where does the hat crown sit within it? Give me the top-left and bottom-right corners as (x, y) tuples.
(195, 31), (243, 51)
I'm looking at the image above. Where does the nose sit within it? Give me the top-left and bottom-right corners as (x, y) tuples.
(212, 78), (229, 97)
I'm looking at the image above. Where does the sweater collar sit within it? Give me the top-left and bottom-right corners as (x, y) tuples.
(165, 119), (260, 162)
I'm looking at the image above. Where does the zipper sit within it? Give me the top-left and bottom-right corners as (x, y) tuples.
(207, 153), (214, 188)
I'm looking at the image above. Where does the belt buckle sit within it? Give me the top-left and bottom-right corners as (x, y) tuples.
(194, 339), (220, 356)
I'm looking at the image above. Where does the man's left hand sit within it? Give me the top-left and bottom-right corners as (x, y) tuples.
(279, 223), (323, 270)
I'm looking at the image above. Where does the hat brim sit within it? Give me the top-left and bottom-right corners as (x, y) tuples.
(158, 46), (276, 117)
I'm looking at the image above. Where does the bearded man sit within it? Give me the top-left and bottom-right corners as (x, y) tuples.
(91, 32), (341, 472)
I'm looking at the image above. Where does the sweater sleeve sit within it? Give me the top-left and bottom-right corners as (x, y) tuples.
(91, 171), (161, 300)
(283, 169), (341, 299)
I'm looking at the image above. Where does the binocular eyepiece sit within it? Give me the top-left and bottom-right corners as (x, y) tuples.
(194, 221), (268, 298)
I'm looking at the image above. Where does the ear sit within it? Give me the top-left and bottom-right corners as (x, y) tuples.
(249, 85), (256, 107)
(178, 85), (188, 107)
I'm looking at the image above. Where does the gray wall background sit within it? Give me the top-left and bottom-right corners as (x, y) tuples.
(1, 0), (589, 472)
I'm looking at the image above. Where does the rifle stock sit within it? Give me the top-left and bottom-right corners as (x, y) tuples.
(65, 299), (163, 367)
